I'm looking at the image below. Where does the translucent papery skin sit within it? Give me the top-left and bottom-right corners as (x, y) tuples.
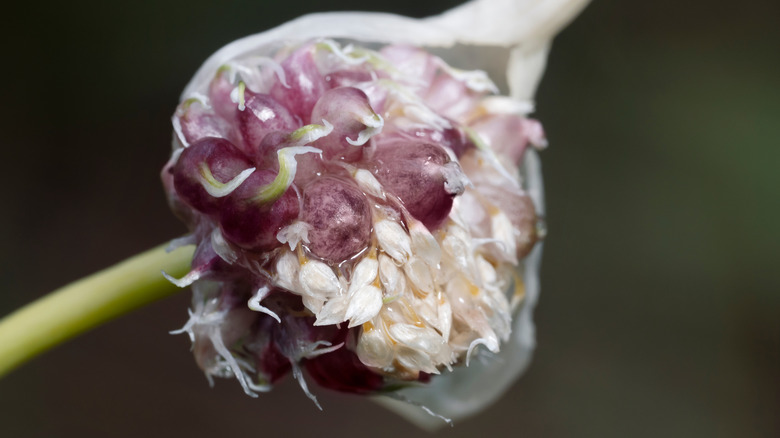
(165, 0), (589, 430)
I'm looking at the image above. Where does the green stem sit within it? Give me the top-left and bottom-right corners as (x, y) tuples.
(0, 243), (194, 378)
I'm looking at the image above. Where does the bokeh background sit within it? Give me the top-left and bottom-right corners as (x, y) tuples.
(1, 0), (777, 436)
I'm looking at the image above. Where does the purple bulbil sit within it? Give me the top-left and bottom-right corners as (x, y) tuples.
(302, 177), (372, 263)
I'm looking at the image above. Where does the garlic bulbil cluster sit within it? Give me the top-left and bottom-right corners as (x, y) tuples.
(163, 37), (546, 412)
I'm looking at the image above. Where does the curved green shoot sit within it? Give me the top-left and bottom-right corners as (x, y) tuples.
(0, 243), (194, 378)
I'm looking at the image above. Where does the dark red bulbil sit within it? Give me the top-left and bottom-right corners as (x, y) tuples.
(218, 169), (300, 252)
(172, 137), (254, 215)
(372, 141), (456, 230)
(301, 177), (372, 263)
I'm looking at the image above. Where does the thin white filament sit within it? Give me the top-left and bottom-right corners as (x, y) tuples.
(162, 268), (202, 288)
(247, 286), (281, 323)
(346, 113), (384, 146)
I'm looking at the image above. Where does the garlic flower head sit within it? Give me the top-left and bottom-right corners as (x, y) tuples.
(162, 0), (588, 430)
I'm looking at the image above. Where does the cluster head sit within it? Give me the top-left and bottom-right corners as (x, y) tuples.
(163, 40), (546, 406)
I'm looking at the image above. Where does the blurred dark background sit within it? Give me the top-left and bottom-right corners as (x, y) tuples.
(1, 0), (778, 436)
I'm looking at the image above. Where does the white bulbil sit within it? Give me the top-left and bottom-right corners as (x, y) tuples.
(314, 294), (350, 326)
(404, 256), (436, 294)
(408, 220), (442, 267)
(345, 285), (383, 328)
(356, 324), (395, 369)
(275, 250), (300, 291)
(376, 220), (412, 263)
(299, 260), (341, 299)
(378, 254), (406, 301)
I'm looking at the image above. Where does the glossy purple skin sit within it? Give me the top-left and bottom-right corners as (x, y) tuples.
(372, 142), (455, 230)
(302, 177), (371, 263)
(257, 338), (292, 384)
(430, 125), (474, 158)
(237, 90), (298, 151)
(172, 137), (254, 215)
(310, 87), (375, 162)
(218, 169), (300, 252)
(270, 46), (326, 123)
